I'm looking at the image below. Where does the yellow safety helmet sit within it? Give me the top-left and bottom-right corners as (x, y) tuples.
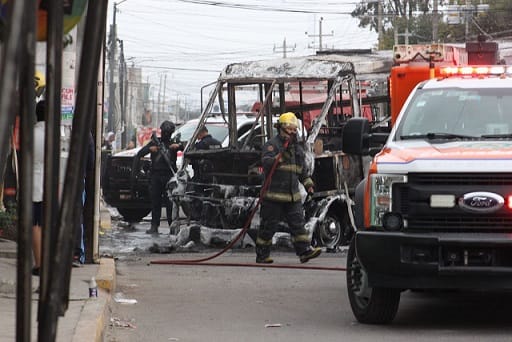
(34, 70), (46, 97)
(278, 112), (298, 128)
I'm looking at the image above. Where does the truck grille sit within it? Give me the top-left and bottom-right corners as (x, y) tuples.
(407, 173), (512, 186)
(111, 159), (133, 178)
(406, 216), (512, 232)
(396, 173), (512, 232)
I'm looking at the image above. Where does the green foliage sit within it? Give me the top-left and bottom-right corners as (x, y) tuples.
(0, 201), (17, 241)
(351, 0), (512, 49)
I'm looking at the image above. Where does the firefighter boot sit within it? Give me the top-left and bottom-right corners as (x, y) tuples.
(299, 247), (322, 263)
(255, 245), (274, 264)
(146, 225), (159, 235)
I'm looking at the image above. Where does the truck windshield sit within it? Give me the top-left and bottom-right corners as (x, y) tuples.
(396, 88), (512, 140)
(173, 121), (229, 143)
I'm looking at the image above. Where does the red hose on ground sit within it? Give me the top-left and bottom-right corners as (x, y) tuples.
(150, 260), (346, 271)
(150, 139), (347, 272)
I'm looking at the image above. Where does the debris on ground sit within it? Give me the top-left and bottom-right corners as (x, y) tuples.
(113, 292), (138, 305)
(109, 317), (136, 329)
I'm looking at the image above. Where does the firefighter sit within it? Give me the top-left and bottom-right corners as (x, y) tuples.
(132, 120), (183, 234)
(255, 112), (321, 264)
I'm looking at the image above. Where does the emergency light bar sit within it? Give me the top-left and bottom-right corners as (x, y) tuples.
(440, 65), (512, 76)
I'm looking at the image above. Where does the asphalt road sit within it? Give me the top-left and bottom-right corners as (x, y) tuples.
(102, 249), (512, 342)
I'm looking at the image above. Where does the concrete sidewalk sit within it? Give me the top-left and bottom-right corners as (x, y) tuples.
(0, 204), (115, 342)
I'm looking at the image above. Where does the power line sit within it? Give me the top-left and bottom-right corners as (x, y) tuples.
(136, 65), (221, 72)
(173, 0), (355, 14)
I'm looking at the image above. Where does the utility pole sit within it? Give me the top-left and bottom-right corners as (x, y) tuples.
(393, 13), (398, 46)
(107, 3), (118, 133)
(108, 1), (127, 135)
(185, 97), (189, 121)
(162, 74), (167, 122)
(404, 1), (409, 44)
(175, 94), (179, 123)
(465, 0), (471, 42)
(157, 74), (162, 125)
(273, 38), (296, 58)
(118, 39), (126, 147)
(306, 17), (333, 52)
(432, 0), (439, 42)
(377, 0), (383, 49)
(396, 2), (413, 45)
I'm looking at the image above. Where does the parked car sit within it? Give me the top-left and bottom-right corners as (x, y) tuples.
(101, 115), (257, 222)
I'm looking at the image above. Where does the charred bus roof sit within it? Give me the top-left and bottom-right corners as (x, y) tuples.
(219, 53), (392, 83)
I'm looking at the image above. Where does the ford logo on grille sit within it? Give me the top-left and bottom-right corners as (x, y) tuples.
(458, 192), (504, 213)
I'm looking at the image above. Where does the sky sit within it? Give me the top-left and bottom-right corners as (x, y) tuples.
(107, 0), (378, 110)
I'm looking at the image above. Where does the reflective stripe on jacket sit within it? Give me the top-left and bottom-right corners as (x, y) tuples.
(262, 135), (313, 203)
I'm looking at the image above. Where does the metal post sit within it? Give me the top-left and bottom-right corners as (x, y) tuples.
(41, 2), (108, 340)
(404, 2), (409, 45)
(377, 0), (383, 49)
(119, 39), (125, 147)
(92, 53), (105, 262)
(465, 0), (470, 41)
(432, 0), (439, 42)
(163, 74), (167, 121)
(17, 1), (38, 341)
(39, 0), (63, 337)
(0, 5), (36, 342)
(0, 1), (29, 192)
(319, 17), (323, 51)
(107, 3), (118, 133)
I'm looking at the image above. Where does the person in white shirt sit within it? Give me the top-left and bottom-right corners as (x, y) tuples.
(32, 100), (45, 276)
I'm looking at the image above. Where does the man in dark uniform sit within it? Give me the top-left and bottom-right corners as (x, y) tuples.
(192, 126), (222, 182)
(132, 121), (183, 234)
(255, 112), (321, 264)
(195, 126), (222, 150)
(188, 126), (223, 221)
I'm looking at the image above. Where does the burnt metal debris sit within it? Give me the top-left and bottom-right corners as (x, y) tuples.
(170, 53), (391, 250)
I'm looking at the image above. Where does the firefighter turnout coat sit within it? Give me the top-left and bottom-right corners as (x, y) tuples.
(262, 134), (314, 202)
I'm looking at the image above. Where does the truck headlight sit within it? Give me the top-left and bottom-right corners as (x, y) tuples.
(369, 174), (407, 227)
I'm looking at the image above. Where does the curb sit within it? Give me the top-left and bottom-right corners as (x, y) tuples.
(72, 257), (116, 342)
(96, 257), (116, 291)
(72, 288), (110, 342)
(100, 208), (112, 230)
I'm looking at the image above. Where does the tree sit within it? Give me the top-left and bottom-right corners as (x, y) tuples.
(470, 1), (512, 40)
(351, 1), (512, 49)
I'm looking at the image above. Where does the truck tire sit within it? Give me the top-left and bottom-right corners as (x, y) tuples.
(118, 208), (151, 223)
(346, 238), (400, 324)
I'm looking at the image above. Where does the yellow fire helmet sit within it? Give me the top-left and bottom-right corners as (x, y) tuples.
(34, 70), (46, 97)
(278, 112), (298, 128)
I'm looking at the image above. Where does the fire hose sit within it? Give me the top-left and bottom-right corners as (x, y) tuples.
(150, 138), (346, 272)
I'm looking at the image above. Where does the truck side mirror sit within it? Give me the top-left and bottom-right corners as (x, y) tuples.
(342, 117), (370, 155)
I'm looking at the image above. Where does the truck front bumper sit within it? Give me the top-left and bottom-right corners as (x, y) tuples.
(356, 231), (512, 289)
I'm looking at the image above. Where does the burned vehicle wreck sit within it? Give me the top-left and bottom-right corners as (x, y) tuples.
(171, 55), (388, 248)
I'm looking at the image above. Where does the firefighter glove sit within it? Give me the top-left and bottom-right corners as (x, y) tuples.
(306, 186), (314, 202)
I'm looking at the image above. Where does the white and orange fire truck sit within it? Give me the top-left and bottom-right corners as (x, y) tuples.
(341, 41), (512, 324)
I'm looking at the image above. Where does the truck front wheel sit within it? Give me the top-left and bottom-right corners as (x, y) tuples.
(346, 238), (401, 324)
